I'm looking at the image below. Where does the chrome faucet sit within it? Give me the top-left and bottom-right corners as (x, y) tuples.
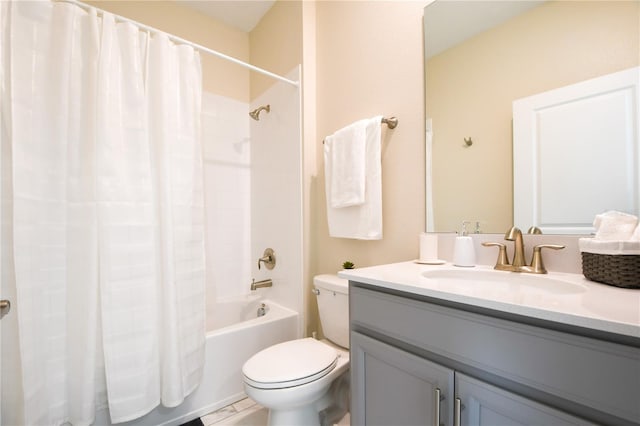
(483, 226), (565, 274)
(251, 278), (273, 291)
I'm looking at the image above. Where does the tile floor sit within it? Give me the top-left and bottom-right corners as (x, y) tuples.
(200, 397), (350, 426)
(201, 398), (266, 426)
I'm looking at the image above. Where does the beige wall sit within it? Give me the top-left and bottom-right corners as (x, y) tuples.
(87, 0), (251, 102)
(427, 1), (640, 233)
(313, 1), (427, 280)
(249, 1), (303, 100)
(301, 1), (319, 337)
(246, 0), (429, 337)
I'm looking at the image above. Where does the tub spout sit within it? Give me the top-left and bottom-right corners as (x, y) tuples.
(251, 278), (273, 291)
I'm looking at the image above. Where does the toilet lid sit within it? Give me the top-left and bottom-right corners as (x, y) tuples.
(243, 338), (338, 389)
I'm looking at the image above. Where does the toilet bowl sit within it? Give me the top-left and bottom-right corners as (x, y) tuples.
(242, 275), (349, 426)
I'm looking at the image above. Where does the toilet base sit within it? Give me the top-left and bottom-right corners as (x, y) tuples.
(268, 405), (321, 426)
(261, 369), (349, 426)
(245, 365), (349, 426)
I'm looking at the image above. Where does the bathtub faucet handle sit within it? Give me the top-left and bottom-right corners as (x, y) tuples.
(258, 248), (276, 270)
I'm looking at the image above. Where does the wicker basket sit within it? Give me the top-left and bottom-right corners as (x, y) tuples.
(581, 252), (640, 289)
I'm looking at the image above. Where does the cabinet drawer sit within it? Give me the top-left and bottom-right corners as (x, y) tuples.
(350, 284), (640, 424)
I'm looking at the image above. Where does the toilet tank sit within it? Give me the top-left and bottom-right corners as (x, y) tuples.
(314, 274), (349, 348)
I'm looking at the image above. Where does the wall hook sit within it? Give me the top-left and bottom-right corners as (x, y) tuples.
(464, 137), (473, 147)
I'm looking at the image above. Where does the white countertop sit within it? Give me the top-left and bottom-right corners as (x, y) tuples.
(339, 261), (640, 339)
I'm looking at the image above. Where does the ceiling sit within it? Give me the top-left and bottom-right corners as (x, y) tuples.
(180, 0), (546, 47)
(424, 1), (545, 59)
(179, 0), (276, 32)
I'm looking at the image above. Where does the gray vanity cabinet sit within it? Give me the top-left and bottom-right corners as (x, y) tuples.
(455, 373), (596, 426)
(351, 331), (593, 426)
(349, 282), (640, 426)
(351, 331), (454, 426)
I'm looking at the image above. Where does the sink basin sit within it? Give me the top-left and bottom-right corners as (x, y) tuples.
(422, 269), (585, 294)
(421, 269), (586, 302)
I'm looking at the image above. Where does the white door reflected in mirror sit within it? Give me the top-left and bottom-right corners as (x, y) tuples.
(513, 66), (639, 234)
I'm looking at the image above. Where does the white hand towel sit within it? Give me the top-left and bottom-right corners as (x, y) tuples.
(631, 223), (640, 241)
(593, 210), (638, 240)
(324, 116), (383, 240)
(325, 119), (368, 208)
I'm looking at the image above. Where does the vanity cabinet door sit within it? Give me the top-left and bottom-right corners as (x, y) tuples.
(351, 331), (454, 426)
(455, 373), (597, 426)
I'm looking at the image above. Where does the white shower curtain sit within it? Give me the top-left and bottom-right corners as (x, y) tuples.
(1, 2), (205, 425)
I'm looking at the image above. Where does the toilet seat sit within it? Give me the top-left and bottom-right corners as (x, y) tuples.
(243, 338), (338, 389)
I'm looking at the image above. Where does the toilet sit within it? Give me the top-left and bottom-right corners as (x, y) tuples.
(242, 274), (350, 426)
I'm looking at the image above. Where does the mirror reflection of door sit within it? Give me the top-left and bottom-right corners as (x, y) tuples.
(425, 1), (640, 233)
(513, 67), (639, 234)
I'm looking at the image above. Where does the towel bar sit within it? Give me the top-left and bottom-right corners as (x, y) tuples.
(323, 116), (398, 144)
(381, 116), (398, 129)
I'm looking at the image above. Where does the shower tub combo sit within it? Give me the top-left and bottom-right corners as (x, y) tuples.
(96, 294), (298, 426)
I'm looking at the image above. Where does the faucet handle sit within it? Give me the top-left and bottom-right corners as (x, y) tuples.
(257, 248), (276, 270)
(529, 244), (565, 274)
(482, 242), (510, 270)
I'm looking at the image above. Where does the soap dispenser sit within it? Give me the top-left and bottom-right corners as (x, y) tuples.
(453, 221), (476, 267)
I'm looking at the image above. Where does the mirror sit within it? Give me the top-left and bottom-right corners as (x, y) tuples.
(424, 1), (639, 234)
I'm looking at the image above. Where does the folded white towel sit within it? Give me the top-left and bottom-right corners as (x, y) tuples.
(324, 116), (383, 240)
(632, 223), (640, 241)
(579, 238), (640, 255)
(593, 210), (638, 240)
(325, 119), (368, 208)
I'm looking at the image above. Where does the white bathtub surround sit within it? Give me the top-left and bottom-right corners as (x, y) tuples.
(202, 68), (304, 322)
(250, 67), (304, 328)
(2, 2), (205, 424)
(202, 92), (252, 301)
(203, 67), (303, 319)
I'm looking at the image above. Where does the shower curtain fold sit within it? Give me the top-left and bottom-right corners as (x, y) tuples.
(97, 13), (161, 423)
(147, 33), (206, 409)
(1, 2), (205, 425)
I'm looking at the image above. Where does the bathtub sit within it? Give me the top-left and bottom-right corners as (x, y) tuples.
(96, 295), (298, 426)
